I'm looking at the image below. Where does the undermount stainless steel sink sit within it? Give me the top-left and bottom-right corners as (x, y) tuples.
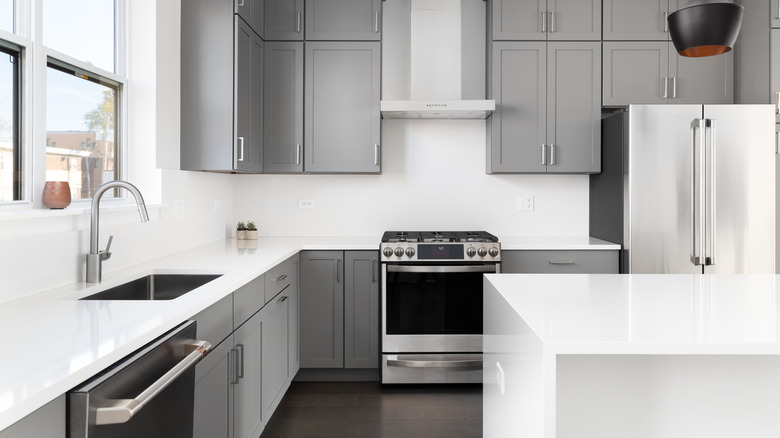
(80, 274), (222, 301)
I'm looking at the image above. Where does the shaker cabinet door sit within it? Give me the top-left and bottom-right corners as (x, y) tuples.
(264, 42), (304, 173)
(603, 41), (669, 106)
(265, 0), (305, 40)
(300, 251), (344, 368)
(344, 251), (379, 369)
(603, 0), (671, 40)
(305, 0), (382, 40)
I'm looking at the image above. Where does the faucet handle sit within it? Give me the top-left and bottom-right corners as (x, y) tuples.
(101, 235), (114, 261)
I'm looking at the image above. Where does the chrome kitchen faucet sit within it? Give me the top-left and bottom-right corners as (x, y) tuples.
(86, 180), (149, 283)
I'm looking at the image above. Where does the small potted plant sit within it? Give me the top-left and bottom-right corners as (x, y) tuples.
(236, 221), (247, 240)
(245, 221), (258, 240)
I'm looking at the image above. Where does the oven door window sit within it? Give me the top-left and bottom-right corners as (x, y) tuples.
(385, 267), (484, 335)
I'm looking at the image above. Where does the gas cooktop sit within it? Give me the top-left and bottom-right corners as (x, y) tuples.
(380, 231), (501, 262)
(381, 231), (499, 243)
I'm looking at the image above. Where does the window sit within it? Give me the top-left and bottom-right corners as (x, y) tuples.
(0, 0), (12, 34)
(46, 62), (119, 200)
(42, 0), (115, 73)
(0, 43), (20, 201)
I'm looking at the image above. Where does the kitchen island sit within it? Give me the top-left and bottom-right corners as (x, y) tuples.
(483, 274), (780, 438)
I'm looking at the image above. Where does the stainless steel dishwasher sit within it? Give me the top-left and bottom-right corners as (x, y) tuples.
(68, 320), (210, 438)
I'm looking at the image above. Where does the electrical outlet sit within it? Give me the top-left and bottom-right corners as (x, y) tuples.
(174, 199), (184, 220)
(298, 199), (315, 209)
(214, 199), (222, 211)
(517, 195), (534, 212)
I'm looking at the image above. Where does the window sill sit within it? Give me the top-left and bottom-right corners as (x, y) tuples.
(0, 201), (165, 222)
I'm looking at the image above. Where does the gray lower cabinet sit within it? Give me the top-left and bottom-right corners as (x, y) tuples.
(194, 336), (234, 438)
(261, 290), (291, 420)
(181, 0), (263, 173)
(233, 308), (264, 438)
(491, 0), (601, 41)
(602, 0), (677, 40)
(0, 396), (65, 438)
(300, 250), (379, 369)
(264, 42), (304, 173)
(236, 0), (264, 36)
(305, 0), (382, 41)
(603, 41), (733, 106)
(305, 42), (381, 173)
(488, 41), (600, 174)
(501, 250), (619, 274)
(265, 0), (304, 40)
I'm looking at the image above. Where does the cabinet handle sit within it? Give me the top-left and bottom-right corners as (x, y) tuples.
(236, 344), (244, 379)
(374, 11), (379, 33)
(549, 260), (574, 265)
(296, 10), (301, 33)
(336, 258), (342, 283)
(296, 144), (301, 165)
(550, 11), (555, 33)
(238, 137), (244, 161)
(372, 259), (377, 283)
(775, 92), (779, 114)
(374, 144), (380, 165)
(549, 144), (556, 165)
(671, 77), (677, 99)
(662, 77), (668, 99)
(663, 11), (668, 33)
(230, 348), (239, 384)
(275, 274), (287, 282)
(540, 11), (546, 33)
(278, 295), (289, 303)
(541, 144), (547, 165)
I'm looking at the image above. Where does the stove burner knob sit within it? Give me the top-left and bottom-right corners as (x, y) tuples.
(383, 247), (394, 258)
(394, 247), (405, 257)
(466, 247), (477, 257)
(489, 247), (499, 257)
(405, 247), (416, 257)
(477, 247), (488, 257)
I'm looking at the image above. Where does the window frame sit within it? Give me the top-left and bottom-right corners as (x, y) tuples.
(0, 39), (23, 201)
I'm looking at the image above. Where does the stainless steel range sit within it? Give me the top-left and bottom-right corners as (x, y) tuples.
(380, 231), (501, 384)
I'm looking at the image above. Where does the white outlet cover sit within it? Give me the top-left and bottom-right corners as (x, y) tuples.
(298, 199), (315, 209)
(516, 195), (534, 212)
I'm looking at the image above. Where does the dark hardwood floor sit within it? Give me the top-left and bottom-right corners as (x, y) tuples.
(260, 382), (483, 438)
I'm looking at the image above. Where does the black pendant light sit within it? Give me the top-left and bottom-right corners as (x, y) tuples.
(667, 2), (744, 57)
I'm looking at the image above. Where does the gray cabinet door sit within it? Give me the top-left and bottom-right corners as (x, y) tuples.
(671, 50), (733, 104)
(264, 42), (304, 173)
(546, 0), (601, 41)
(773, 0), (780, 28)
(305, 0), (382, 40)
(233, 311), (263, 438)
(344, 251), (379, 369)
(603, 0), (671, 40)
(488, 42), (547, 173)
(305, 42), (381, 173)
(0, 396), (65, 438)
(236, 0), (264, 36)
(194, 337), (234, 438)
(265, 0), (304, 40)
(546, 42), (601, 173)
(261, 292), (290, 419)
(235, 19), (264, 172)
(603, 41), (669, 106)
(772, 30), (780, 119)
(300, 251), (344, 368)
(288, 256), (300, 376)
(492, 0), (546, 40)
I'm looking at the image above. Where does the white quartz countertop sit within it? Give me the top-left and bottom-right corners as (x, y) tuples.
(0, 235), (617, 431)
(484, 274), (780, 354)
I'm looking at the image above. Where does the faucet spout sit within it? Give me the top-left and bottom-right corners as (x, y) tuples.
(86, 180), (149, 283)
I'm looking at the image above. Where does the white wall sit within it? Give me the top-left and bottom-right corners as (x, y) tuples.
(234, 120), (590, 237)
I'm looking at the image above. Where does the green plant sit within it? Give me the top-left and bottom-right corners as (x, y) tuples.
(236, 221), (247, 231)
(246, 221), (257, 231)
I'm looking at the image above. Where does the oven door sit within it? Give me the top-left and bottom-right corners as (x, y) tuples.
(382, 263), (498, 353)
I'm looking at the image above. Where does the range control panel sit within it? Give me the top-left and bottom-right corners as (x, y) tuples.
(380, 242), (501, 263)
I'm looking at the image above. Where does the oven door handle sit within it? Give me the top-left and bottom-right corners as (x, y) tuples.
(386, 265), (497, 274)
(387, 358), (483, 370)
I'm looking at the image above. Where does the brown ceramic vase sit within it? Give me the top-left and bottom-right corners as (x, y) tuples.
(42, 181), (72, 209)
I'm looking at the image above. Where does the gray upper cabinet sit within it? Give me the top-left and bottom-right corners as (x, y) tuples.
(305, 42), (381, 173)
(236, 0), (264, 36)
(264, 42), (304, 173)
(603, 41), (733, 106)
(305, 0), (382, 40)
(603, 0), (679, 40)
(344, 251), (379, 369)
(772, 30), (780, 119)
(181, 0), (263, 173)
(265, 0), (304, 40)
(300, 251), (344, 368)
(488, 41), (600, 174)
(491, 0), (601, 41)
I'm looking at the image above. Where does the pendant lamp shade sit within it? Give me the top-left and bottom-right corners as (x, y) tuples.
(667, 2), (744, 57)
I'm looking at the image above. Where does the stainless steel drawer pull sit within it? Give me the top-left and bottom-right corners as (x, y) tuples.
(541, 11), (547, 32)
(541, 144), (547, 165)
(548, 260), (574, 265)
(275, 274), (287, 282)
(375, 11), (379, 33)
(296, 144), (301, 165)
(236, 343), (245, 379)
(238, 137), (244, 161)
(388, 265), (497, 274)
(663, 11), (668, 32)
(95, 340), (211, 425)
(549, 144), (556, 165)
(374, 144), (380, 165)
(775, 92), (779, 114)
(387, 358), (482, 370)
(671, 76), (677, 99)
(278, 295), (289, 303)
(296, 11), (302, 33)
(550, 11), (555, 33)
(663, 77), (668, 99)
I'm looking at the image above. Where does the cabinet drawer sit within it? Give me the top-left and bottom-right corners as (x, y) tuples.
(234, 275), (265, 329)
(265, 255), (298, 303)
(502, 250), (618, 274)
(192, 294), (233, 347)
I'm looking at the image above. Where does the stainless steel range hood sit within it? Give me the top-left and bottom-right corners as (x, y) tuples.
(381, 0), (494, 119)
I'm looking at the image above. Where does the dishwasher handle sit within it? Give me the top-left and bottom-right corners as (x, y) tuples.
(95, 340), (211, 425)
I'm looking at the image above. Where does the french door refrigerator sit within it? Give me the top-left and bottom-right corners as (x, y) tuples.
(590, 104), (776, 274)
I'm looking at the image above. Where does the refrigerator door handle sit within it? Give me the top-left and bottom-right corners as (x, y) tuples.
(706, 119), (717, 266)
(690, 118), (706, 266)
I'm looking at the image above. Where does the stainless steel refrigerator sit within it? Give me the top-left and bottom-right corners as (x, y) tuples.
(590, 104), (776, 274)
